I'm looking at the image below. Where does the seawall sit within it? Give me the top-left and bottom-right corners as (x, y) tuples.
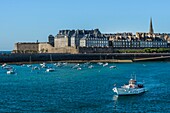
(0, 53), (170, 64)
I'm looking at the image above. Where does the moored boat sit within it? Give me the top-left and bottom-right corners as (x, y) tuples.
(46, 68), (55, 72)
(103, 63), (108, 67)
(1, 63), (7, 68)
(113, 78), (146, 96)
(77, 67), (82, 70)
(7, 70), (15, 74)
(110, 66), (116, 69)
(40, 62), (47, 68)
(88, 65), (94, 69)
(97, 62), (103, 65)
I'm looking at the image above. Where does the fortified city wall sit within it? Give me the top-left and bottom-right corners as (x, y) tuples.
(1, 53), (170, 63)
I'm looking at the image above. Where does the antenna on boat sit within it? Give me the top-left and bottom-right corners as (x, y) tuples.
(131, 72), (136, 80)
(131, 74), (133, 79)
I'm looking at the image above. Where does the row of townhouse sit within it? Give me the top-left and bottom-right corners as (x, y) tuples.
(80, 34), (109, 47)
(55, 29), (170, 48)
(112, 40), (167, 48)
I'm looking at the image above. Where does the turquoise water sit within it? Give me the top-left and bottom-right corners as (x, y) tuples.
(0, 62), (170, 112)
(0, 51), (11, 54)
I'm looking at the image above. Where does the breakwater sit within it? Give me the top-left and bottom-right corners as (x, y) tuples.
(1, 53), (170, 63)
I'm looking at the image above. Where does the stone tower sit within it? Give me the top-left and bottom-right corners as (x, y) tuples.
(149, 18), (154, 34)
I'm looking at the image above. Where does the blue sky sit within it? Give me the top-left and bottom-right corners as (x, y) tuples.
(0, 0), (170, 50)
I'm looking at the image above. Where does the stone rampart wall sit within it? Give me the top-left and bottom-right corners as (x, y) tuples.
(1, 53), (170, 63)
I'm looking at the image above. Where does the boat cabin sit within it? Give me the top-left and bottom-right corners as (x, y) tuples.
(129, 79), (136, 84)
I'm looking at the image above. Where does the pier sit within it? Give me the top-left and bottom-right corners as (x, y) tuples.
(133, 56), (170, 62)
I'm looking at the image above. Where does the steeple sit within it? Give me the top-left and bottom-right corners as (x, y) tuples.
(149, 18), (154, 34)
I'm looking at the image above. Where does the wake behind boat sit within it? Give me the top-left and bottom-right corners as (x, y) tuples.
(113, 78), (146, 96)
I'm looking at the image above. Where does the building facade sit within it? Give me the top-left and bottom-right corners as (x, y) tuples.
(14, 42), (54, 53)
(38, 42), (53, 53)
(80, 35), (108, 47)
(55, 29), (102, 48)
(112, 40), (167, 48)
(14, 42), (39, 53)
(54, 35), (69, 48)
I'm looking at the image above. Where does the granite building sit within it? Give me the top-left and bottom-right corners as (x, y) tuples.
(80, 34), (108, 47)
(54, 29), (102, 48)
(14, 35), (55, 53)
(14, 42), (39, 53)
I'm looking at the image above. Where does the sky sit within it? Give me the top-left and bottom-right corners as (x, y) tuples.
(0, 0), (170, 50)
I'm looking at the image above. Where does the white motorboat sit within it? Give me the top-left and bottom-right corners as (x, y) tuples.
(32, 66), (39, 70)
(27, 65), (32, 67)
(40, 62), (48, 68)
(54, 62), (61, 67)
(103, 63), (108, 67)
(77, 67), (82, 70)
(40, 62), (46, 66)
(7, 70), (15, 74)
(42, 65), (47, 68)
(113, 78), (146, 96)
(62, 62), (67, 66)
(109, 66), (116, 69)
(1, 63), (7, 68)
(97, 62), (103, 65)
(72, 64), (80, 69)
(88, 65), (94, 69)
(1, 63), (12, 70)
(46, 68), (55, 72)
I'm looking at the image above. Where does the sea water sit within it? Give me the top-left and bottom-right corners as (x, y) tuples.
(0, 51), (11, 54)
(0, 62), (169, 112)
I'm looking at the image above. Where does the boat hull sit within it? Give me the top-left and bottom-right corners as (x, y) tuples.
(113, 87), (145, 96)
(46, 68), (55, 72)
(7, 71), (15, 74)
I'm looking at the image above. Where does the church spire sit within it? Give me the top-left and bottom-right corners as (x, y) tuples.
(149, 18), (154, 34)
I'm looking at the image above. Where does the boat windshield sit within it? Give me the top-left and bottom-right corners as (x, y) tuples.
(129, 79), (136, 84)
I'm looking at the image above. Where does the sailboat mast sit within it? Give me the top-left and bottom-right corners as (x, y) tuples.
(50, 54), (53, 63)
(29, 56), (32, 64)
